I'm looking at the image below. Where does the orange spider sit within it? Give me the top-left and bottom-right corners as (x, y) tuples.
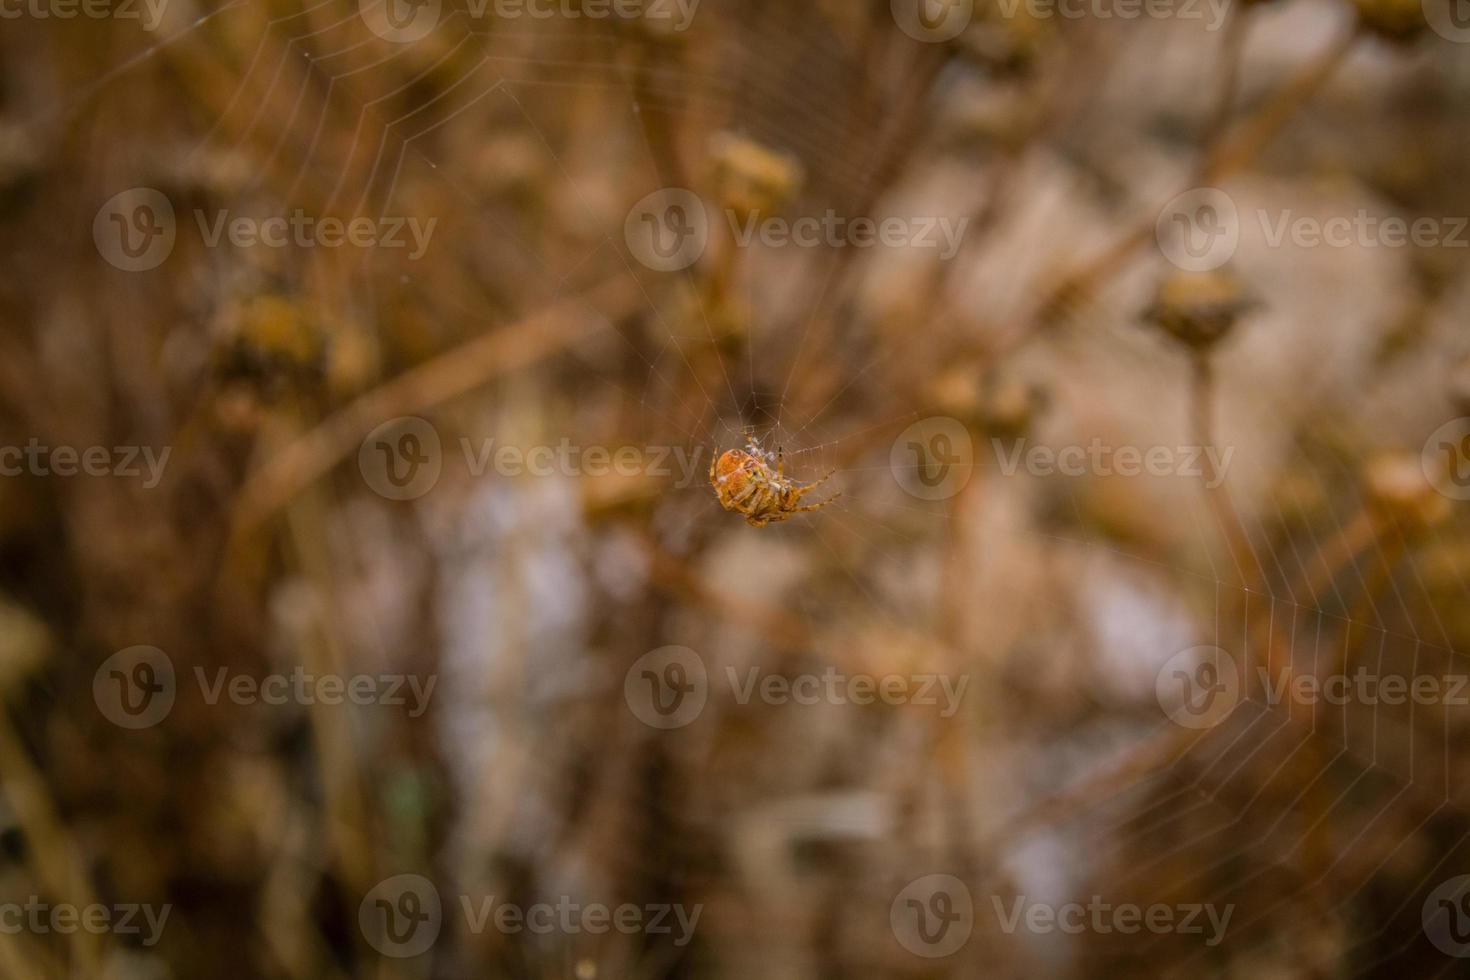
(709, 440), (840, 527)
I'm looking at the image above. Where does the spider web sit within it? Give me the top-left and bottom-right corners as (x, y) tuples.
(20, 0), (1470, 976)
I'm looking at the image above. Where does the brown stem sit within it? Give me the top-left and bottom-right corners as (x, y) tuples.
(1190, 351), (1260, 590)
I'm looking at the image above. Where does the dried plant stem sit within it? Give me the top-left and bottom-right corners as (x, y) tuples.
(1200, 7), (1252, 160)
(1190, 351), (1261, 590)
(283, 484), (375, 896)
(1024, 22), (1359, 336)
(970, 724), (1203, 876)
(230, 276), (642, 535)
(0, 706), (102, 976)
(1299, 508), (1381, 607)
(1199, 22), (1360, 185)
(645, 550), (815, 655)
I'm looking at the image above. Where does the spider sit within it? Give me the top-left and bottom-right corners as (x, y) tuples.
(709, 438), (840, 527)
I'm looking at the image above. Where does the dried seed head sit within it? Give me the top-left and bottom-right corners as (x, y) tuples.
(925, 364), (1045, 438)
(1142, 268), (1256, 351)
(216, 294), (326, 397)
(709, 133), (803, 220)
(945, 96), (1031, 157)
(1363, 451), (1451, 529)
(0, 122), (39, 214)
(472, 132), (547, 207)
(976, 371), (1047, 439)
(1350, 0), (1428, 41)
(955, 12), (1053, 75)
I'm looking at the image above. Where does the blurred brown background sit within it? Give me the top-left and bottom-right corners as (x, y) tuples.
(2, 0), (1470, 976)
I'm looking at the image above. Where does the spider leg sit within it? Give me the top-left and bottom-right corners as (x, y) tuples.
(792, 469), (837, 499)
(791, 491), (842, 514)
